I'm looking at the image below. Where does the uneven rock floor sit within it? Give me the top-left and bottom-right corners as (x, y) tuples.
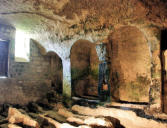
(0, 100), (167, 128)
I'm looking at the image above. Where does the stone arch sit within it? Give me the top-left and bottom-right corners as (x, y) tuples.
(108, 25), (151, 102)
(70, 39), (99, 97)
(46, 51), (63, 94)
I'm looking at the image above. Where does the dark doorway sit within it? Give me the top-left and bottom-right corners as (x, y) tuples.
(160, 29), (167, 113)
(0, 40), (9, 77)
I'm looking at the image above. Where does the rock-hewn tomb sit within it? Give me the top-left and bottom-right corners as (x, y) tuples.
(1, 0), (167, 128)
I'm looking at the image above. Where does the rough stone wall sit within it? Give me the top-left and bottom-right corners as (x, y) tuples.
(0, 24), (62, 105)
(0, 0), (166, 105)
(0, 0), (165, 111)
(141, 24), (161, 108)
(10, 41), (51, 80)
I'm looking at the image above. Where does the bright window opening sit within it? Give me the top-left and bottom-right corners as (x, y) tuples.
(15, 30), (30, 62)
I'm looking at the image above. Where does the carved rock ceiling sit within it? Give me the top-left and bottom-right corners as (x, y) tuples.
(0, 0), (167, 57)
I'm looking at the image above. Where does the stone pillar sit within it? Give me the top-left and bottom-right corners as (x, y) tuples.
(62, 58), (71, 98)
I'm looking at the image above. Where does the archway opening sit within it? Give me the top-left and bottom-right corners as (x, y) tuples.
(109, 26), (151, 103)
(70, 40), (99, 98)
(46, 51), (63, 94)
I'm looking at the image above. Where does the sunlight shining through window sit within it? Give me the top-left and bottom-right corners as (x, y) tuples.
(15, 30), (30, 62)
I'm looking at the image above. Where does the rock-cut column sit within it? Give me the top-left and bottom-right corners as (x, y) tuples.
(62, 58), (71, 98)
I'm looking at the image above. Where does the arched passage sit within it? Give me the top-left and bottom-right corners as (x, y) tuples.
(46, 51), (63, 94)
(70, 40), (99, 97)
(109, 26), (151, 102)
